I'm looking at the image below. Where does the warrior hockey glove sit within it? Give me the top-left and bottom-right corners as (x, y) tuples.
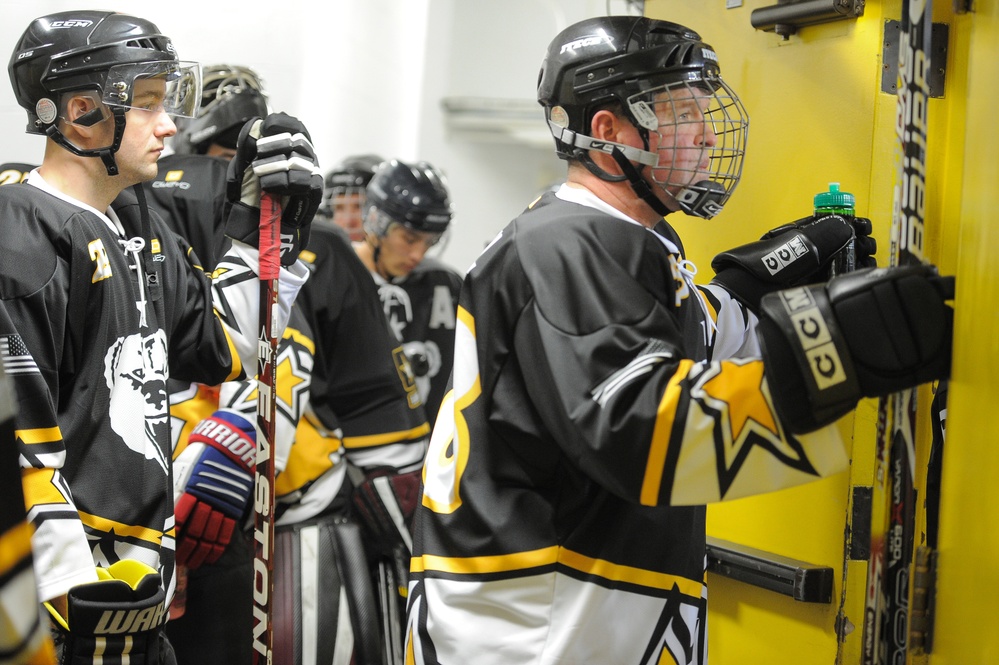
(46, 560), (167, 663)
(756, 265), (954, 434)
(174, 410), (257, 568)
(224, 112), (323, 266)
(352, 467), (422, 557)
(711, 214), (877, 312)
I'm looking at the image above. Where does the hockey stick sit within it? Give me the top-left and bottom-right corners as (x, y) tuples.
(861, 3), (933, 663)
(252, 192), (281, 664)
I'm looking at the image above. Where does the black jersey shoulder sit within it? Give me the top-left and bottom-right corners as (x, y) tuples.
(0, 184), (85, 298)
(512, 192), (675, 335)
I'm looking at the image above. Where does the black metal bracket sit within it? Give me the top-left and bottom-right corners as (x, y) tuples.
(751, 0), (866, 39)
(705, 537), (834, 603)
(881, 20), (950, 98)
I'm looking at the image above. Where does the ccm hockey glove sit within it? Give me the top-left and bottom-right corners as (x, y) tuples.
(173, 410), (257, 568)
(224, 112), (323, 265)
(712, 214), (877, 312)
(756, 265), (954, 434)
(46, 560), (167, 664)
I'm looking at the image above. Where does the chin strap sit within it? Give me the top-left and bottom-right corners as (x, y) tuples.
(608, 147), (673, 219)
(44, 106), (127, 176)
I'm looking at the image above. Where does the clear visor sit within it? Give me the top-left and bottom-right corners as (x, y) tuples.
(626, 76), (748, 206)
(103, 61), (203, 118)
(366, 208), (446, 249)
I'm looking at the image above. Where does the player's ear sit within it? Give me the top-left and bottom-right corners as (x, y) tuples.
(590, 108), (620, 142)
(61, 93), (107, 136)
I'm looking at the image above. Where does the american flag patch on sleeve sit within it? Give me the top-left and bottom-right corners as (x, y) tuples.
(1, 334), (39, 375)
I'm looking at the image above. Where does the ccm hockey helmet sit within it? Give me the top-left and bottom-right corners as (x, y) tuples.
(364, 159), (453, 238)
(174, 64), (269, 154)
(8, 11), (201, 174)
(537, 16), (748, 219)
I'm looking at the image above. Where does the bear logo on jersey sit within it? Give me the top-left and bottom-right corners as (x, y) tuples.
(103, 330), (170, 474)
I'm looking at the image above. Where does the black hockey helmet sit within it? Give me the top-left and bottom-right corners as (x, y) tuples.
(536, 16), (748, 219)
(319, 153), (384, 220)
(364, 159), (453, 236)
(8, 11), (201, 174)
(326, 154), (385, 192)
(173, 64), (269, 154)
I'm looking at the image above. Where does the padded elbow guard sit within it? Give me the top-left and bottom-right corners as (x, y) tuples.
(756, 265), (954, 433)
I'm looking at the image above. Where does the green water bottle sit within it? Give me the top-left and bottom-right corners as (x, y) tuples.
(814, 182), (856, 276)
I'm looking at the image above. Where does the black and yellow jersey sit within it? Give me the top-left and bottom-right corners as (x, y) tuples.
(170, 223), (430, 526)
(406, 186), (847, 664)
(0, 172), (304, 609)
(0, 365), (55, 665)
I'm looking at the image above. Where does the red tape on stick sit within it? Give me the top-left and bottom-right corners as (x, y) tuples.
(252, 192), (280, 664)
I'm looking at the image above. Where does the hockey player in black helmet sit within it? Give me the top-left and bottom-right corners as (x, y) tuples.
(173, 64), (270, 159)
(355, 158), (462, 427)
(536, 15), (749, 221)
(317, 153), (385, 241)
(5, 10), (321, 664)
(142, 77), (429, 665)
(404, 16), (953, 664)
(9, 11), (202, 177)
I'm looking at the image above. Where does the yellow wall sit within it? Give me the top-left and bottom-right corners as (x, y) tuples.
(644, 0), (995, 663)
(931, 1), (999, 664)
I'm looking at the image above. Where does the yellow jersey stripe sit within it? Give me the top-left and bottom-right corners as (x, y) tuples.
(0, 521), (33, 575)
(640, 359), (695, 506)
(457, 305), (475, 336)
(414, 545), (702, 596)
(21, 468), (66, 506)
(16, 427), (62, 445)
(78, 511), (164, 546)
(342, 423), (431, 449)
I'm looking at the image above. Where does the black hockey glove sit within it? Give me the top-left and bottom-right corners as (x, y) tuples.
(711, 215), (877, 312)
(352, 467), (422, 557)
(756, 265), (954, 434)
(46, 560), (167, 663)
(224, 112), (323, 266)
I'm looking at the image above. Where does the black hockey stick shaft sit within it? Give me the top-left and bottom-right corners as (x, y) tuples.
(252, 193), (281, 665)
(863, 3), (934, 663)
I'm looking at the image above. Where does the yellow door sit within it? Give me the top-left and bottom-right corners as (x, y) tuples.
(645, 0), (991, 662)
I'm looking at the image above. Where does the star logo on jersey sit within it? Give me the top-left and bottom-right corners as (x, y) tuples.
(230, 328), (312, 425)
(691, 358), (817, 497)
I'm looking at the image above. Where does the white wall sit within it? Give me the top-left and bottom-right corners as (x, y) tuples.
(0, 0), (641, 273)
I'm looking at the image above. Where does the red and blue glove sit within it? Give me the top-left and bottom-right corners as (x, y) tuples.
(173, 410), (257, 568)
